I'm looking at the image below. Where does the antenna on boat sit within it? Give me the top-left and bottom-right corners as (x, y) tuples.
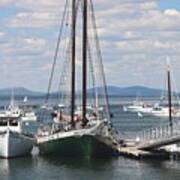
(166, 56), (173, 134)
(9, 88), (15, 109)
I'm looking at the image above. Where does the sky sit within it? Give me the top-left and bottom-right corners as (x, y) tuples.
(0, 0), (180, 92)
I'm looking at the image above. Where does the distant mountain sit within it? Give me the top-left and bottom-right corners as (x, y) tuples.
(88, 86), (165, 97)
(0, 87), (44, 97)
(0, 86), (172, 98)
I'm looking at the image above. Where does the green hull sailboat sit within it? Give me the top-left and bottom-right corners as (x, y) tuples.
(37, 121), (117, 157)
(36, 0), (119, 157)
(39, 136), (115, 157)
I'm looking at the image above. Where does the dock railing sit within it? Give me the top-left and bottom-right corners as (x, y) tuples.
(137, 121), (180, 142)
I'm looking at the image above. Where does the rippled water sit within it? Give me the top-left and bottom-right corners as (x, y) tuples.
(1, 156), (180, 180)
(1, 100), (180, 180)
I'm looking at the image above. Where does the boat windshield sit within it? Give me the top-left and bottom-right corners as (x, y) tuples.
(0, 121), (8, 126)
(0, 118), (19, 126)
(9, 120), (18, 126)
(153, 107), (162, 111)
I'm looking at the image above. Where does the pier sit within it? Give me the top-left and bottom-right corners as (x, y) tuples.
(101, 121), (180, 159)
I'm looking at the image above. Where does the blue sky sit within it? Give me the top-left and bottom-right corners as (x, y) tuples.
(0, 0), (180, 92)
(159, 0), (180, 10)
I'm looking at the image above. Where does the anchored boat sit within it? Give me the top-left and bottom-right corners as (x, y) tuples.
(0, 91), (37, 122)
(37, 119), (116, 157)
(0, 117), (34, 158)
(36, 0), (118, 157)
(140, 59), (180, 118)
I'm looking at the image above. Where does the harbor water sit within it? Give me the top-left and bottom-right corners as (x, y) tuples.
(1, 97), (180, 180)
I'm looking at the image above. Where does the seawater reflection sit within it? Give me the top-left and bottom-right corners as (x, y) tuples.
(1, 157), (180, 180)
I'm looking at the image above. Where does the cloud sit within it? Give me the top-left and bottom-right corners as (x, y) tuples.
(8, 12), (58, 28)
(0, 0), (180, 91)
(0, 0), (12, 7)
(0, 31), (6, 38)
(164, 9), (179, 16)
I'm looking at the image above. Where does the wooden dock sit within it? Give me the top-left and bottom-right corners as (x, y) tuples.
(117, 146), (170, 159)
(99, 135), (171, 159)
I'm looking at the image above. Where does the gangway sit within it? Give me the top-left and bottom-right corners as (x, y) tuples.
(136, 121), (180, 150)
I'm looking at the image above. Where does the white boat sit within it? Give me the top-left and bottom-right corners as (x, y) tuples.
(0, 117), (33, 158)
(58, 103), (65, 108)
(76, 105), (103, 112)
(141, 104), (180, 118)
(123, 100), (152, 113)
(0, 91), (22, 118)
(0, 93), (37, 122)
(21, 111), (37, 122)
(40, 104), (53, 110)
(0, 108), (22, 118)
(140, 59), (180, 118)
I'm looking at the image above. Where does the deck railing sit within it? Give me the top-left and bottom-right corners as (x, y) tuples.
(137, 121), (180, 142)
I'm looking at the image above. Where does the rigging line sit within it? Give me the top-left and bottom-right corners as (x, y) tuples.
(57, 39), (71, 105)
(45, 0), (69, 105)
(78, 0), (83, 108)
(57, 26), (74, 107)
(57, 33), (69, 104)
(88, 2), (98, 111)
(57, 2), (72, 106)
(89, 0), (112, 123)
(88, 40), (99, 115)
(87, 2), (98, 112)
(87, 39), (96, 104)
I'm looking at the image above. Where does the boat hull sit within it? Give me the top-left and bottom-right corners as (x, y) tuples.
(21, 116), (37, 122)
(0, 131), (33, 158)
(38, 135), (116, 157)
(141, 109), (180, 117)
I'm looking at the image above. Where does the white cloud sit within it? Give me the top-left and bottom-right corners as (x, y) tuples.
(164, 9), (179, 16)
(23, 37), (46, 48)
(0, 31), (6, 38)
(0, 0), (12, 7)
(8, 12), (58, 28)
(0, 0), (180, 90)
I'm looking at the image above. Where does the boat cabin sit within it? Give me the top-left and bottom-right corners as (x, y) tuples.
(0, 117), (21, 133)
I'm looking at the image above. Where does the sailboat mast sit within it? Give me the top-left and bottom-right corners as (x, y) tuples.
(71, 0), (76, 128)
(167, 64), (173, 133)
(82, 0), (88, 126)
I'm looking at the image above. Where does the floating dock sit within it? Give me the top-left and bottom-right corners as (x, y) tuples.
(100, 135), (172, 159)
(117, 146), (170, 159)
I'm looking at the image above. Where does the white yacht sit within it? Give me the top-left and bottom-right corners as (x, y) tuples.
(21, 111), (37, 122)
(0, 93), (37, 122)
(140, 59), (180, 118)
(0, 95), (22, 118)
(123, 100), (152, 113)
(141, 104), (180, 118)
(0, 107), (22, 118)
(0, 117), (34, 158)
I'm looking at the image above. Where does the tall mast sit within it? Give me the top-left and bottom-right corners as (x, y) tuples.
(71, 0), (76, 128)
(167, 59), (173, 134)
(82, 0), (88, 126)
